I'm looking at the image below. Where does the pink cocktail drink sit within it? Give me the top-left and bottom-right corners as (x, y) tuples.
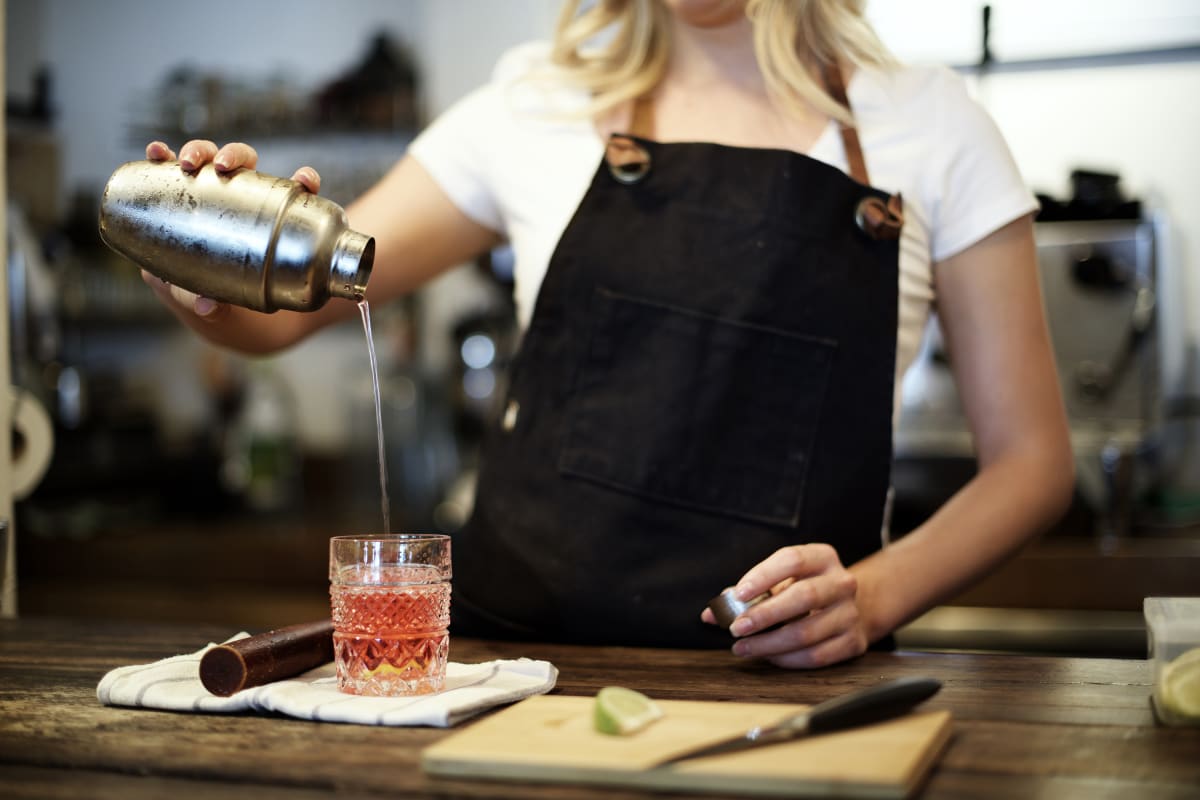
(329, 536), (451, 697)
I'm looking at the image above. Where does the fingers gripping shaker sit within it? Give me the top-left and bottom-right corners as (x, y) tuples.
(99, 160), (373, 312)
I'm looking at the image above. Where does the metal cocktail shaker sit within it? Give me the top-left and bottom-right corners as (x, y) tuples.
(99, 160), (374, 312)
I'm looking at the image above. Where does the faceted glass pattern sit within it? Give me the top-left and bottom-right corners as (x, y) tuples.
(329, 535), (452, 697)
(330, 581), (451, 696)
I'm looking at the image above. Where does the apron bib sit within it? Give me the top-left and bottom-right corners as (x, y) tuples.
(453, 81), (903, 648)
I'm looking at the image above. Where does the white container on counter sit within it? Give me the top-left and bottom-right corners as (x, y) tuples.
(1144, 596), (1200, 726)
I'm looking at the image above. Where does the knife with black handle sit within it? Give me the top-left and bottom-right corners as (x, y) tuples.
(654, 676), (942, 767)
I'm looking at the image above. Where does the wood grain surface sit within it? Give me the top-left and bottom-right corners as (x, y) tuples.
(1, 617), (1198, 799)
(423, 695), (952, 798)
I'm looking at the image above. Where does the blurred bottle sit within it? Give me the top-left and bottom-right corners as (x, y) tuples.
(222, 365), (299, 513)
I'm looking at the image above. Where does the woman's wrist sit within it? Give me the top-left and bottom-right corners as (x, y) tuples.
(849, 556), (899, 645)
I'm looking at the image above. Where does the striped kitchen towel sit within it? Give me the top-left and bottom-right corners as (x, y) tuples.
(96, 633), (558, 727)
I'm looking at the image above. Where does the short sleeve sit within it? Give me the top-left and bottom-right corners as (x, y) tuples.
(407, 42), (572, 237)
(408, 84), (506, 233)
(924, 70), (1039, 262)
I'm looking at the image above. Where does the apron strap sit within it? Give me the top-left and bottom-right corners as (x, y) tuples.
(630, 95), (655, 139)
(821, 61), (870, 186)
(825, 63), (904, 239)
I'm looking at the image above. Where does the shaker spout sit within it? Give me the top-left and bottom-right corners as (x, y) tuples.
(330, 229), (375, 301)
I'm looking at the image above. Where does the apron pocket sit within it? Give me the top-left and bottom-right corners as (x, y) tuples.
(559, 287), (836, 527)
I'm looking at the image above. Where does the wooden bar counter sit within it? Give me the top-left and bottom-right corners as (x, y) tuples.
(1, 616), (1197, 798)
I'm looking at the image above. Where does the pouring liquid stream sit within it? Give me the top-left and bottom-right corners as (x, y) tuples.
(358, 298), (391, 534)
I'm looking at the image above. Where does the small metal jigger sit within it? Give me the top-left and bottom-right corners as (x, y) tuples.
(708, 588), (770, 633)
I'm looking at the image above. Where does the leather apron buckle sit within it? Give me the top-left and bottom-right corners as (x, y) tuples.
(855, 193), (904, 241)
(606, 135), (652, 184)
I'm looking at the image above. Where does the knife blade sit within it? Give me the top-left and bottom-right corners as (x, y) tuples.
(654, 676), (942, 767)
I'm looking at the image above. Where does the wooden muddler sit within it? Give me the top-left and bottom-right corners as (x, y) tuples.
(199, 620), (334, 697)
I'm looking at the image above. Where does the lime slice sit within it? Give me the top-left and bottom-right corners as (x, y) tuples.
(594, 686), (664, 736)
(1160, 647), (1200, 720)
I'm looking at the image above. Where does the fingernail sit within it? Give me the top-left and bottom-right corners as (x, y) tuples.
(731, 617), (754, 637)
(732, 640), (751, 657)
(734, 582), (755, 601)
(214, 154), (232, 170)
(194, 297), (218, 316)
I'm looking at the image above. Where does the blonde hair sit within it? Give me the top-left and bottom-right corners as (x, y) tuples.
(548, 0), (896, 126)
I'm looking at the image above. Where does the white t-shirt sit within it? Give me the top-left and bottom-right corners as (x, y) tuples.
(409, 42), (1038, 403)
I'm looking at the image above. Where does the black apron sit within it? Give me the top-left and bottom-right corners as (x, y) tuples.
(453, 73), (904, 648)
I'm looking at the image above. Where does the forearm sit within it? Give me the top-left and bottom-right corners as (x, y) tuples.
(852, 444), (1075, 644)
(852, 213), (1077, 643)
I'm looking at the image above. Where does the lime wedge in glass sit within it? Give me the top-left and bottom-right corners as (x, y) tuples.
(594, 686), (664, 735)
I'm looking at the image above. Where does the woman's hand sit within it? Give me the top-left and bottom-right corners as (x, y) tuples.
(139, 140), (322, 322)
(145, 138), (321, 191)
(701, 544), (869, 668)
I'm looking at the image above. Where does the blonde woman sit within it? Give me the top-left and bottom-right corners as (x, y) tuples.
(145, 0), (1073, 666)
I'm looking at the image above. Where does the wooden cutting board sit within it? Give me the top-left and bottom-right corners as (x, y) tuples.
(422, 695), (952, 798)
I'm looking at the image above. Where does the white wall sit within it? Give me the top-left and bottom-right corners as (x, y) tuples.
(867, 0), (1200, 64)
(4, 0), (34, 101)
